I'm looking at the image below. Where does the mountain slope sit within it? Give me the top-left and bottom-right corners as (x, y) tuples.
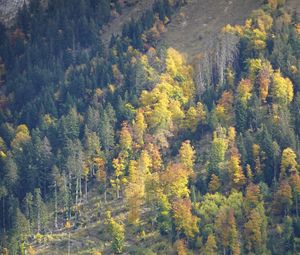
(160, 0), (300, 58)
(101, 0), (156, 46)
(1, 0), (300, 254)
(160, 0), (262, 57)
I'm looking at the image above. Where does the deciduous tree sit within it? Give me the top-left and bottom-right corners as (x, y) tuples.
(272, 71), (294, 105)
(203, 234), (217, 255)
(172, 198), (199, 239)
(280, 147), (297, 179)
(179, 140), (195, 172)
(161, 163), (190, 199)
(215, 207), (240, 255)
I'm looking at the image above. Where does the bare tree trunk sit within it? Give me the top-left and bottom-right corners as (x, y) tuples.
(104, 170), (107, 203)
(37, 208), (40, 234)
(68, 231), (71, 255)
(116, 185), (120, 199)
(2, 197), (5, 233)
(296, 192), (299, 218)
(68, 176), (72, 220)
(104, 189), (107, 204)
(85, 177), (88, 202)
(79, 177), (82, 203)
(54, 181), (58, 229)
(75, 177), (79, 207)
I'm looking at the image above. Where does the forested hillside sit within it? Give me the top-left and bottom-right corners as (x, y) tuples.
(0, 0), (300, 254)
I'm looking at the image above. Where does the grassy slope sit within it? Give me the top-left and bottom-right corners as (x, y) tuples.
(161, 0), (300, 59)
(160, 0), (262, 58)
(35, 187), (174, 254)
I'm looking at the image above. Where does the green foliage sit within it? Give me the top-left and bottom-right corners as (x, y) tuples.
(1, 0), (300, 254)
(106, 212), (125, 254)
(208, 128), (229, 175)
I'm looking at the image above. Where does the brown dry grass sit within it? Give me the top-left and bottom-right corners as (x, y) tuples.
(159, 0), (263, 59)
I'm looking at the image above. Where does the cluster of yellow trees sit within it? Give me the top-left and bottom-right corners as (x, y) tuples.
(98, 48), (205, 253)
(103, 41), (298, 254)
(109, 48), (201, 224)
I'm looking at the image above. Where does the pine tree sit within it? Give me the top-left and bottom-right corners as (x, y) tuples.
(13, 208), (30, 245)
(33, 188), (47, 234)
(23, 192), (33, 234)
(99, 104), (116, 156)
(208, 129), (229, 176)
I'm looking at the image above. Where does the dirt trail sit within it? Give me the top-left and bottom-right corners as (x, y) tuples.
(160, 0), (263, 58)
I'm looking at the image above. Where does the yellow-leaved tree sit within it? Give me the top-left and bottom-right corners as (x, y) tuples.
(280, 147), (297, 179)
(165, 48), (195, 101)
(215, 91), (234, 126)
(172, 198), (199, 240)
(179, 140), (196, 172)
(258, 61), (273, 102)
(119, 122), (133, 152)
(161, 162), (190, 199)
(185, 102), (206, 132)
(272, 71), (294, 106)
(146, 143), (162, 172)
(133, 109), (147, 146)
(111, 155), (127, 199)
(174, 239), (188, 255)
(229, 147), (246, 189)
(125, 160), (145, 224)
(141, 89), (172, 132)
(237, 79), (253, 106)
(11, 124), (31, 149)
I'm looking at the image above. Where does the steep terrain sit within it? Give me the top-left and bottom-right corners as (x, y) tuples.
(1, 0), (300, 254)
(1, 0), (299, 55)
(160, 0), (263, 57)
(101, 0), (156, 46)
